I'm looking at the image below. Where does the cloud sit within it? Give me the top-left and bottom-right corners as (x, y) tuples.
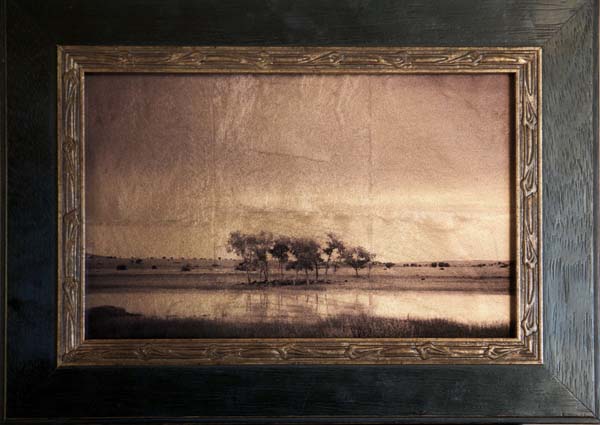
(85, 73), (512, 262)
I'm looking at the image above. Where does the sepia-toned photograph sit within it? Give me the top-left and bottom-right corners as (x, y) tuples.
(84, 72), (515, 340)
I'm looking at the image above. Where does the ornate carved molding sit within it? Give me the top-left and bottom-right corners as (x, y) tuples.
(57, 46), (542, 366)
(60, 339), (537, 366)
(59, 46), (539, 73)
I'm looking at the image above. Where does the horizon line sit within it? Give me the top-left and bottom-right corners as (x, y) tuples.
(86, 252), (514, 264)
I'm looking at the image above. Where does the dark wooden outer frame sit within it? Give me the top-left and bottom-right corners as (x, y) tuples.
(3, 0), (599, 423)
(56, 45), (541, 367)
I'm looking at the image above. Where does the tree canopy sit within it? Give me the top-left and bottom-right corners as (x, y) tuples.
(226, 230), (377, 284)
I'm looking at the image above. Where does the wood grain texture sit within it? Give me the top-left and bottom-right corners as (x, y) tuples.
(9, 0), (590, 46)
(9, 366), (594, 420)
(4, 0), (599, 422)
(595, 0), (600, 416)
(543, 1), (597, 414)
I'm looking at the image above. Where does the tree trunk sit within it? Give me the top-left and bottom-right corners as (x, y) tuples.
(305, 269), (309, 285)
(246, 269), (251, 284)
(314, 262), (319, 282)
(354, 267), (359, 277)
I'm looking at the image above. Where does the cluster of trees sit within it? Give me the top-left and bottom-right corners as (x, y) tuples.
(226, 231), (376, 285)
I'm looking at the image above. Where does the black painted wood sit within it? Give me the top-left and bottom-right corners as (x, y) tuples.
(10, 366), (594, 420)
(543, 0), (598, 413)
(4, 0), (599, 422)
(0, 0), (6, 421)
(8, 0), (590, 47)
(6, 1), (57, 419)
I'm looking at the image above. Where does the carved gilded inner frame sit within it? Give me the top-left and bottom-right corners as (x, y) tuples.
(57, 46), (542, 366)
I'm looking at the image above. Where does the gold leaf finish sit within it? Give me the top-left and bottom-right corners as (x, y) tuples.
(57, 46), (542, 366)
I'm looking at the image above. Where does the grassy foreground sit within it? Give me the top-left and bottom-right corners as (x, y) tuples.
(86, 306), (511, 339)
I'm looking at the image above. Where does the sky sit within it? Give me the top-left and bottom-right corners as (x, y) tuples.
(85, 73), (513, 262)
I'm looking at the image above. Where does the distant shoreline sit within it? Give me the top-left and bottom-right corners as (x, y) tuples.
(86, 275), (513, 295)
(86, 253), (513, 265)
(85, 254), (514, 294)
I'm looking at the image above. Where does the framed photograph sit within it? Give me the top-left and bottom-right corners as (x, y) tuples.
(57, 46), (541, 366)
(4, 0), (599, 423)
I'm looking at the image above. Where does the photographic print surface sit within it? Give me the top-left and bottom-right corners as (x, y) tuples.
(84, 73), (515, 339)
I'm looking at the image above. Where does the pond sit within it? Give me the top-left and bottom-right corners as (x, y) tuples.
(86, 275), (512, 327)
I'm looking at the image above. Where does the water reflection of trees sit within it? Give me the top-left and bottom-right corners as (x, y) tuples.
(243, 291), (372, 320)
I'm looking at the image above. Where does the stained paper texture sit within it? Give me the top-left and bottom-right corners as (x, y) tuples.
(84, 73), (515, 339)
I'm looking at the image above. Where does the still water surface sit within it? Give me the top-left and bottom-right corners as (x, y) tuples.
(87, 276), (511, 326)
